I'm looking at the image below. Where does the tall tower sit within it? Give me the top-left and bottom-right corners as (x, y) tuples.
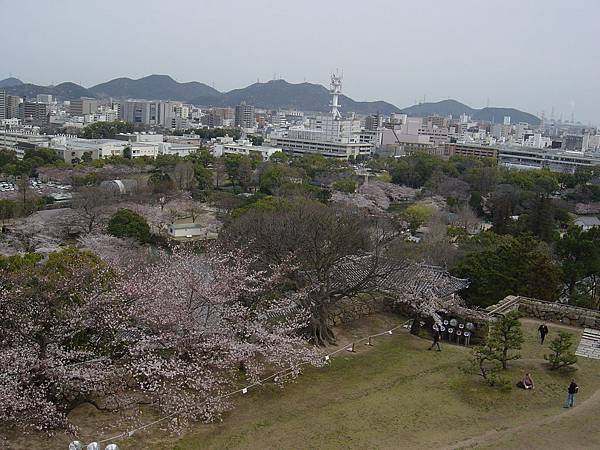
(330, 72), (342, 120)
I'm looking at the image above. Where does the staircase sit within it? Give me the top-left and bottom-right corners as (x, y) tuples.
(486, 295), (520, 316)
(576, 328), (600, 360)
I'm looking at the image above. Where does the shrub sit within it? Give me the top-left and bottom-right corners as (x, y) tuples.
(108, 208), (150, 243)
(545, 332), (578, 369)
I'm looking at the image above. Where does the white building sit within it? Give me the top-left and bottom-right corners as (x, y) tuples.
(159, 142), (200, 157)
(168, 223), (204, 238)
(268, 74), (373, 159)
(129, 142), (160, 158)
(212, 136), (281, 161)
(50, 137), (126, 163)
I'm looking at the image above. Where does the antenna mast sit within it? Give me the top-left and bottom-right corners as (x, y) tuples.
(330, 71), (342, 120)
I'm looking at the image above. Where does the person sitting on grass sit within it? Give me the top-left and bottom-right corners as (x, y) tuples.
(523, 373), (535, 390)
(517, 373), (535, 390)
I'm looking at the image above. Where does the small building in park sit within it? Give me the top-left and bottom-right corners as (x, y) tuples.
(168, 222), (203, 238)
(574, 216), (600, 231)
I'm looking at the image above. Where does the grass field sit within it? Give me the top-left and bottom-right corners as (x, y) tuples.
(9, 314), (600, 449)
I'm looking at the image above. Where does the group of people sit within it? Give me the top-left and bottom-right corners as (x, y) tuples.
(428, 321), (580, 408)
(519, 373), (578, 407)
(520, 324), (579, 408)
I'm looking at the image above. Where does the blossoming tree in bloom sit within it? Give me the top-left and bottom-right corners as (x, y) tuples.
(119, 245), (321, 427)
(0, 245), (320, 433)
(0, 247), (124, 432)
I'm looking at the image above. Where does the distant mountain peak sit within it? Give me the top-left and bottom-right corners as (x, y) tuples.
(141, 74), (177, 82)
(401, 99), (540, 125)
(0, 77), (24, 88)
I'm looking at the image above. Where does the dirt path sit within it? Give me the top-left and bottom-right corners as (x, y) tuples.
(442, 387), (600, 449)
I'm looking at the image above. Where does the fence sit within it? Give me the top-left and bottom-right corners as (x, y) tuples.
(70, 320), (411, 450)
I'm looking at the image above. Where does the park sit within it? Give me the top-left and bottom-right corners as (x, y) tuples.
(8, 309), (600, 450)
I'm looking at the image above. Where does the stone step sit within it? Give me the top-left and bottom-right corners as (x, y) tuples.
(576, 328), (600, 360)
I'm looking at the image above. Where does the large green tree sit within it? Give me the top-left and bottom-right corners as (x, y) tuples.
(454, 233), (562, 306)
(107, 209), (150, 243)
(82, 120), (134, 139)
(556, 226), (600, 306)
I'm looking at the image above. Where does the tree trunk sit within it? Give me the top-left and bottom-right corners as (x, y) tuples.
(310, 305), (336, 346)
(410, 313), (421, 336)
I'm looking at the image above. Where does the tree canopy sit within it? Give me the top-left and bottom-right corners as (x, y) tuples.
(107, 208), (151, 243)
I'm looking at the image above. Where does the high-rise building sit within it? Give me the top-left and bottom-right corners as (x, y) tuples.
(0, 89), (6, 121)
(235, 102), (255, 128)
(365, 114), (383, 131)
(21, 101), (49, 125)
(121, 100), (161, 125)
(36, 94), (53, 104)
(5, 95), (22, 119)
(70, 97), (98, 116)
(563, 134), (584, 152)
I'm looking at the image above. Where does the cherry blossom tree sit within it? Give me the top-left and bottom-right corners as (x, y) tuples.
(0, 245), (320, 433)
(78, 233), (150, 271)
(0, 247), (125, 432)
(70, 186), (117, 234)
(223, 201), (398, 345)
(119, 245), (320, 426)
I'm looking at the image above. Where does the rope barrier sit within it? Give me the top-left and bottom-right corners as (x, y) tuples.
(72, 319), (410, 449)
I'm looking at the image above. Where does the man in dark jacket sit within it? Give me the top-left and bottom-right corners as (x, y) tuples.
(565, 379), (579, 408)
(538, 323), (549, 344)
(428, 329), (441, 351)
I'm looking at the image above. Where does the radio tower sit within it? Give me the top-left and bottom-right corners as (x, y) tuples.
(330, 71), (342, 120)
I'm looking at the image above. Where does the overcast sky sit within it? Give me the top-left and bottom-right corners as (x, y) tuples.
(2, 0), (599, 123)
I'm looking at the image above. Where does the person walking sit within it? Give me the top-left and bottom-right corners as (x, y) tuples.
(565, 379), (579, 408)
(538, 323), (549, 344)
(428, 329), (441, 351)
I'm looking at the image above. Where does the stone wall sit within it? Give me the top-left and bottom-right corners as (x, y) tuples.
(488, 295), (600, 329)
(328, 296), (489, 344)
(327, 296), (388, 327)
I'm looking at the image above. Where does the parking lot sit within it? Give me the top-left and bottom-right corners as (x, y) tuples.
(0, 179), (72, 200)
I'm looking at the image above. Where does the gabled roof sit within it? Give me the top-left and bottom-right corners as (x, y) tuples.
(326, 254), (469, 298)
(575, 216), (600, 227)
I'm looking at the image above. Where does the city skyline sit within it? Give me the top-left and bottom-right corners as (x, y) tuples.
(2, 0), (599, 123)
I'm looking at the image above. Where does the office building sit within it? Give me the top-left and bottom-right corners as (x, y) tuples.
(5, 95), (21, 119)
(0, 89), (5, 121)
(442, 143), (498, 159)
(159, 101), (189, 129)
(498, 145), (600, 173)
(212, 136), (281, 161)
(235, 102), (255, 128)
(36, 94), (53, 104)
(70, 97), (98, 116)
(0, 128), (52, 158)
(120, 100), (161, 125)
(21, 101), (49, 126)
(563, 134), (584, 151)
(365, 114), (383, 131)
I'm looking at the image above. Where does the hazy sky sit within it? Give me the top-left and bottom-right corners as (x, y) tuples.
(2, 0), (599, 123)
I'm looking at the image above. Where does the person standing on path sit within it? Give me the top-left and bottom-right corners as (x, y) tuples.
(565, 379), (579, 408)
(538, 323), (549, 344)
(428, 329), (441, 351)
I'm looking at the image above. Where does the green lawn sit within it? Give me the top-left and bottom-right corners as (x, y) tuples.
(11, 315), (600, 450)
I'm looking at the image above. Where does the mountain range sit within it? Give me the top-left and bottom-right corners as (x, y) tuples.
(401, 99), (540, 126)
(0, 77), (23, 88)
(0, 74), (540, 124)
